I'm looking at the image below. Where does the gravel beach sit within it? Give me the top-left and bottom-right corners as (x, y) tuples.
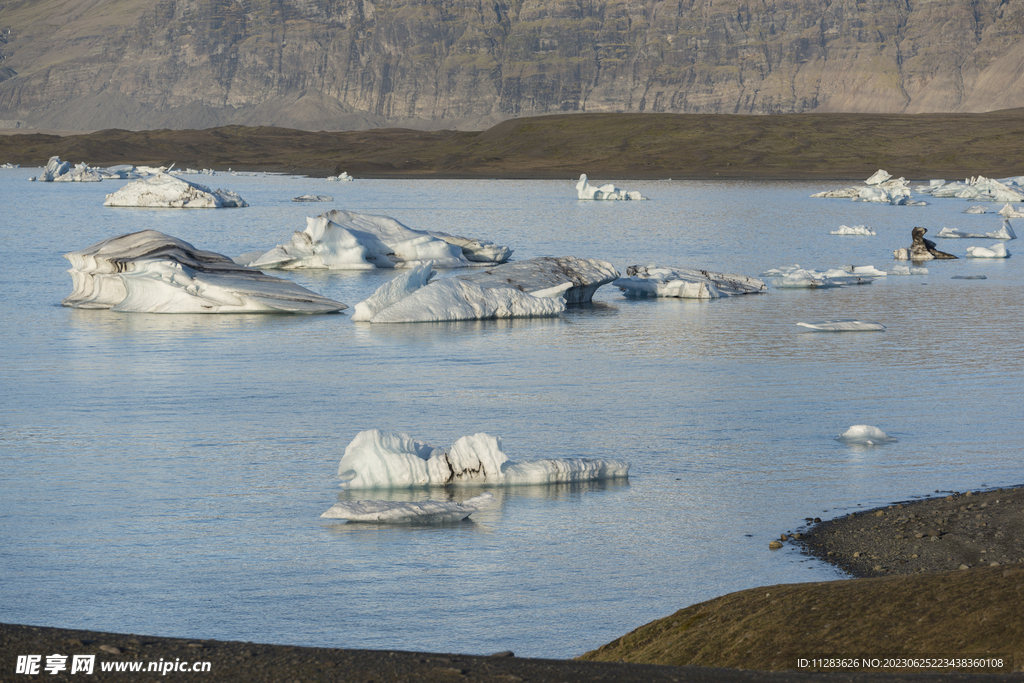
(793, 486), (1024, 578)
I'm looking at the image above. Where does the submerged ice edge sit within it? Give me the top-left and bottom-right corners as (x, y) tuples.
(321, 492), (496, 523)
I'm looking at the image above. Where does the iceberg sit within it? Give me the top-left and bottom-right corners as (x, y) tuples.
(613, 265), (766, 299)
(63, 230), (347, 314)
(455, 256), (619, 304)
(34, 155), (70, 181)
(103, 173), (248, 208)
(796, 319), (886, 332)
(966, 243), (1011, 258)
(964, 205), (989, 214)
(321, 492), (495, 523)
(575, 174), (646, 200)
(246, 210), (512, 270)
(998, 204), (1024, 218)
(830, 225), (876, 236)
(335, 430), (630, 489)
(327, 172), (354, 181)
(837, 425), (897, 445)
(53, 162), (104, 182)
(935, 219), (1016, 240)
(812, 170), (915, 204)
(893, 227), (957, 261)
(350, 262), (566, 323)
(293, 194), (333, 202)
(762, 265), (879, 289)
(865, 169), (892, 185)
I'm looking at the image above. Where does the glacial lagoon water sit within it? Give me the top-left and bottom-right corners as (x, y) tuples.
(2, 169), (1022, 658)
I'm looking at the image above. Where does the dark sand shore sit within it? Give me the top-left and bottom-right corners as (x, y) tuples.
(6, 487), (1024, 681)
(2, 109), (1024, 180)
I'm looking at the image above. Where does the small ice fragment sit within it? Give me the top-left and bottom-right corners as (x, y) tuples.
(837, 425), (897, 445)
(575, 174), (646, 200)
(966, 243), (1010, 258)
(830, 225), (876, 236)
(796, 320), (886, 332)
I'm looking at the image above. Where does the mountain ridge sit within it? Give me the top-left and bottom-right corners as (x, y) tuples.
(1, 0), (1023, 131)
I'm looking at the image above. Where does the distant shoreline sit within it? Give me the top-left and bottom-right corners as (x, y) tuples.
(2, 110), (1022, 181)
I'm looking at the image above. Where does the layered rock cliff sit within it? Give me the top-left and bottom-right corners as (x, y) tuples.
(1, 0), (1022, 131)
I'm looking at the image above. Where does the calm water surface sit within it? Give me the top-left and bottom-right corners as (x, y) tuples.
(1, 170), (1022, 657)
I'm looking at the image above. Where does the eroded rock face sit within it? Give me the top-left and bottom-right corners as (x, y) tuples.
(2, 0), (1023, 131)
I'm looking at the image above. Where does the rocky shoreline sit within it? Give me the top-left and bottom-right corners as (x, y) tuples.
(791, 486), (1024, 578)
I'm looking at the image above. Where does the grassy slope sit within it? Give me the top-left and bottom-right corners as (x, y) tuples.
(579, 565), (1024, 672)
(2, 109), (1023, 179)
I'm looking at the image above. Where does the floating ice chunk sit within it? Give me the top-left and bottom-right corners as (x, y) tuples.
(293, 194), (333, 202)
(352, 269), (565, 323)
(935, 219), (1015, 240)
(763, 265), (876, 289)
(103, 173), (248, 208)
(837, 425), (897, 445)
(575, 174), (646, 200)
(614, 265), (766, 299)
(35, 155), (70, 181)
(327, 172), (354, 181)
(248, 210), (510, 270)
(889, 264), (929, 275)
(455, 256), (619, 304)
(966, 243), (1010, 258)
(796, 320), (886, 332)
(320, 492), (495, 523)
(53, 162), (104, 182)
(336, 430), (630, 489)
(964, 205), (989, 214)
(63, 230), (347, 314)
(998, 204), (1024, 218)
(830, 225), (876, 236)
(865, 169), (892, 185)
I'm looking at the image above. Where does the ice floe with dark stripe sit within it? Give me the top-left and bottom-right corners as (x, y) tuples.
(63, 230), (346, 314)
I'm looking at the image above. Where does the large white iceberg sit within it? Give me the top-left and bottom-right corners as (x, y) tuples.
(575, 174), (645, 200)
(63, 230), (347, 314)
(336, 430), (630, 489)
(246, 210), (511, 270)
(103, 173), (248, 208)
(351, 263), (566, 323)
(613, 265), (766, 299)
(966, 243), (1011, 258)
(935, 219), (1016, 240)
(321, 492), (495, 523)
(999, 204), (1024, 218)
(796, 319), (886, 332)
(837, 425), (897, 445)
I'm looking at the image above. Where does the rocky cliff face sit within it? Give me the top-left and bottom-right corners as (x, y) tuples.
(1, 0), (1022, 131)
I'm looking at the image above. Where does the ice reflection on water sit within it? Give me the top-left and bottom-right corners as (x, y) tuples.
(1, 169), (1022, 658)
